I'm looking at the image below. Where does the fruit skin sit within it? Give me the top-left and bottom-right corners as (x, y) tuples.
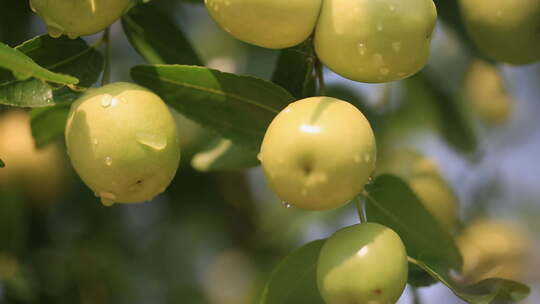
(259, 97), (376, 211)
(465, 60), (513, 126)
(65, 82), (180, 206)
(315, 0), (437, 83)
(204, 0), (322, 49)
(317, 223), (408, 304)
(0, 110), (67, 204)
(30, 0), (131, 39)
(457, 219), (530, 283)
(376, 150), (459, 232)
(459, 0), (540, 65)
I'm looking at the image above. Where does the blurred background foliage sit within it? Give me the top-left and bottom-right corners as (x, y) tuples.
(0, 0), (539, 303)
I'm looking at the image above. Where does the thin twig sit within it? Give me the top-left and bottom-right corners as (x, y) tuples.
(315, 59), (326, 96)
(355, 195), (367, 223)
(101, 27), (111, 86)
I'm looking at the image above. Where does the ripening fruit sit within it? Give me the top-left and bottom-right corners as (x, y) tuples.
(0, 110), (67, 203)
(204, 0), (322, 49)
(65, 82), (180, 206)
(377, 150), (459, 232)
(30, 0), (131, 38)
(465, 61), (513, 126)
(457, 219), (530, 283)
(259, 97), (376, 211)
(318, 223), (408, 304)
(459, 0), (540, 65)
(315, 0), (437, 83)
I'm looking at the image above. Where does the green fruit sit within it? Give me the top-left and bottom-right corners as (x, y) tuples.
(204, 0), (322, 49)
(318, 223), (408, 304)
(30, 0), (131, 38)
(259, 97), (376, 211)
(315, 0), (437, 83)
(377, 150), (459, 232)
(65, 82), (180, 206)
(459, 0), (540, 65)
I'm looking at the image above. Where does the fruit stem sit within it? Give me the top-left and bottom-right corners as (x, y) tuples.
(315, 59), (326, 96)
(411, 286), (422, 304)
(355, 195), (367, 223)
(101, 27), (112, 86)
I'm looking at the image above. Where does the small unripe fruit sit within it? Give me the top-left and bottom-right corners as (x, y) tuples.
(318, 223), (408, 304)
(65, 82), (180, 206)
(204, 0), (322, 49)
(30, 0), (131, 38)
(465, 61), (513, 126)
(459, 0), (540, 65)
(0, 110), (67, 203)
(315, 0), (437, 83)
(457, 219), (530, 283)
(259, 97), (376, 211)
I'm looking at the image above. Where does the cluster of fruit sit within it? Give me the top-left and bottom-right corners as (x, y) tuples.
(15, 1), (534, 303)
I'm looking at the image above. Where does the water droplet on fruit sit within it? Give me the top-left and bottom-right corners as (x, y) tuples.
(101, 94), (113, 108)
(377, 23), (384, 31)
(257, 153), (263, 162)
(105, 157), (112, 166)
(380, 67), (390, 76)
(364, 154), (371, 163)
(92, 139), (98, 145)
(100, 192), (116, 207)
(357, 43), (367, 56)
(392, 42), (402, 53)
(47, 25), (63, 38)
(12, 71), (32, 81)
(281, 201), (292, 209)
(136, 132), (167, 151)
(389, 4), (396, 11)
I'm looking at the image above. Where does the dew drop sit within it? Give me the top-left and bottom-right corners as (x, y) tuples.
(47, 25), (63, 38)
(105, 156), (112, 166)
(389, 4), (396, 11)
(92, 138), (99, 145)
(357, 42), (367, 56)
(364, 154), (371, 163)
(373, 53), (384, 65)
(392, 42), (402, 53)
(281, 201), (292, 209)
(100, 192), (116, 207)
(136, 132), (167, 151)
(101, 94), (113, 108)
(12, 71), (32, 81)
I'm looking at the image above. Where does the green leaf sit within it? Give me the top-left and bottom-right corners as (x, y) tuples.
(191, 138), (259, 172)
(122, 3), (202, 66)
(365, 175), (463, 275)
(272, 40), (316, 99)
(30, 104), (71, 148)
(0, 41), (78, 85)
(411, 258), (530, 304)
(131, 64), (294, 146)
(0, 159), (4, 168)
(0, 36), (103, 107)
(259, 240), (325, 304)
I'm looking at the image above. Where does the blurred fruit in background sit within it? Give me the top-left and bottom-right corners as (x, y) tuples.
(457, 218), (531, 283)
(464, 60), (513, 126)
(0, 110), (67, 206)
(376, 149), (459, 232)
